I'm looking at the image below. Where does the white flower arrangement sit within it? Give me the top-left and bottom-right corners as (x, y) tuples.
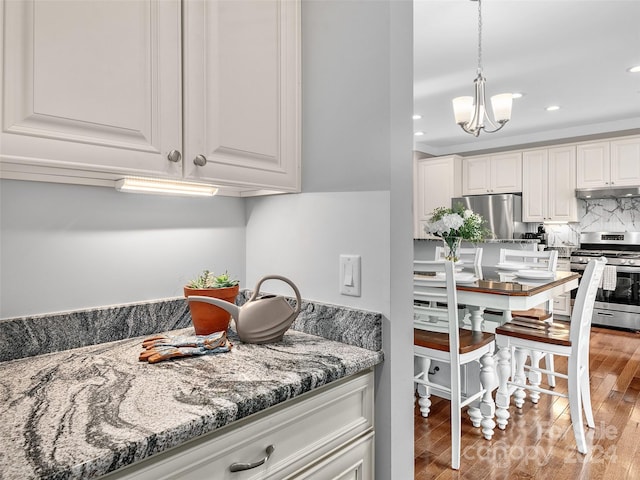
(424, 205), (487, 241)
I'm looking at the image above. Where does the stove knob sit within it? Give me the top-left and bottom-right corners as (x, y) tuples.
(619, 259), (628, 265)
(629, 259), (636, 266)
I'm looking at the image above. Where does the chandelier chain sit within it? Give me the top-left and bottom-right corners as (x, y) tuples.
(477, 0), (483, 74)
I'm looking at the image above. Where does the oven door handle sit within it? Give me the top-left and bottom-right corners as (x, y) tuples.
(594, 311), (615, 317)
(613, 266), (640, 273)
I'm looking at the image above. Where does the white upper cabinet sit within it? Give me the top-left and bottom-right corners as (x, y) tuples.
(522, 146), (577, 222)
(577, 136), (640, 189)
(413, 156), (461, 238)
(0, 0), (301, 196)
(0, 0), (182, 181)
(182, 0), (300, 192)
(462, 152), (522, 195)
(610, 137), (640, 187)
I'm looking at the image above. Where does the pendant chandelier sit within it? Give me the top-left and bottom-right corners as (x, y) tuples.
(452, 0), (512, 136)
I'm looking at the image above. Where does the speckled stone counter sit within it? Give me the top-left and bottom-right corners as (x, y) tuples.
(0, 326), (383, 480)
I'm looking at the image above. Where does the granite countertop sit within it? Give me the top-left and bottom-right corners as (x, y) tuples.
(0, 327), (383, 480)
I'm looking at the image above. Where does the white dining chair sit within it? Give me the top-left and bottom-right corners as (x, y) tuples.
(494, 257), (606, 454)
(413, 260), (496, 470)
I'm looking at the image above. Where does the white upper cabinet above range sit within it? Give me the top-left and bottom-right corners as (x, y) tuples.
(576, 137), (640, 189)
(462, 152), (522, 196)
(522, 146), (577, 222)
(0, 0), (300, 196)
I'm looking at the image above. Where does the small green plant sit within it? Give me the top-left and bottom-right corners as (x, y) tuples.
(187, 270), (239, 289)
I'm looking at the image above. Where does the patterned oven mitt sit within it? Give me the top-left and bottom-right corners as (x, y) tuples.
(139, 331), (232, 363)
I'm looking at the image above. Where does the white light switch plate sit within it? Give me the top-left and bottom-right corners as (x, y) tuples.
(339, 254), (361, 297)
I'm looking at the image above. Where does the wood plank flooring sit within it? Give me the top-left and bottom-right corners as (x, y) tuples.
(414, 326), (640, 479)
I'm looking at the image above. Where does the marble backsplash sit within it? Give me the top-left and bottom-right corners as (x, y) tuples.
(0, 293), (382, 363)
(544, 198), (640, 247)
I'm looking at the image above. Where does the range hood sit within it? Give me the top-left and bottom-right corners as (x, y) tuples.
(575, 186), (640, 199)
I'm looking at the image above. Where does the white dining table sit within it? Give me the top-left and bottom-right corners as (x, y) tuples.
(452, 267), (581, 431)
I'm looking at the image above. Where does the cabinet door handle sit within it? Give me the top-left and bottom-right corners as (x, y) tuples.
(167, 150), (181, 163)
(229, 445), (275, 472)
(193, 154), (207, 167)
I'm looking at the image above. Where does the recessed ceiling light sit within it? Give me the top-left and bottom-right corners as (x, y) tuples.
(413, 114), (422, 120)
(511, 93), (524, 99)
(627, 65), (640, 73)
(546, 105), (560, 112)
(414, 131), (425, 136)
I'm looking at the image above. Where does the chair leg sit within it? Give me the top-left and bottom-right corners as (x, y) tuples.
(528, 350), (543, 404)
(495, 346), (511, 431)
(415, 356), (432, 417)
(568, 358), (587, 454)
(479, 352), (496, 440)
(451, 396), (461, 470)
(417, 391), (431, 418)
(464, 363), (482, 428)
(580, 367), (595, 428)
(545, 353), (556, 387)
(513, 347), (528, 409)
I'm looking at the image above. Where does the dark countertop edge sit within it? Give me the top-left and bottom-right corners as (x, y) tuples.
(414, 238), (541, 243)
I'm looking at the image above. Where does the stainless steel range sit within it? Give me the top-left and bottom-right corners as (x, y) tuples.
(570, 232), (640, 331)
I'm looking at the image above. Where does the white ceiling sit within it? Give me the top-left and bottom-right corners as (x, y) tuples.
(413, 0), (640, 156)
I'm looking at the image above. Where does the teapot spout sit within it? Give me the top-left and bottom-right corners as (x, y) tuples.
(187, 295), (240, 320)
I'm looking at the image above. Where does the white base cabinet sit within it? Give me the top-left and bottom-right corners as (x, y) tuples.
(554, 258), (572, 318)
(0, 0), (301, 196)
(101, 370), (374, 480)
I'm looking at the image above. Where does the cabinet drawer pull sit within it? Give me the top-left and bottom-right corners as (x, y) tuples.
(193, 154), (207, 167)
(229, 445), (275, 472)
(167, 149), (182, 163)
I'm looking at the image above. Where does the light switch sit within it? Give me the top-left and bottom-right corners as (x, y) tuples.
(340, 255), (361, 296)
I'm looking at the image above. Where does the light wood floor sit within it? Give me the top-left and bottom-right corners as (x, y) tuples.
(414, 326), (640, 479)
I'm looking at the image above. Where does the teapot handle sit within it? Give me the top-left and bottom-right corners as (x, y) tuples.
(250, 275), (302, 315)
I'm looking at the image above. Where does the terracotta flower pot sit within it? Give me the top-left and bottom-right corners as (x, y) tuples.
(184, 284), (240, 335)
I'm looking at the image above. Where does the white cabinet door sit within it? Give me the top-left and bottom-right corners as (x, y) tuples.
(490, 152), (522, 193)
(554, 259), (572, 317)
(547, 146), (577, 222)
(182, 0), (300, 193)
(576, 141), (610, 188)
(523, 147), (576, 222)
(522, 150), (548, 222)
(1, 0), (182, 181)
(462, 156), (491, 195)
(414, 156), (461, 238)
(610, 137), (640, 187)
(463, 153), (522, 195)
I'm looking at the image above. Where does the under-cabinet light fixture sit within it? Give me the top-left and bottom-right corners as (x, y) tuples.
(115, 177), (218, 197)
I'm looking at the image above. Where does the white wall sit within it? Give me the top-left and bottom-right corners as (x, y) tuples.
(0, 179), (246, 318)
(245, 191), (389, 310)
(246, 1), (414, 478)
